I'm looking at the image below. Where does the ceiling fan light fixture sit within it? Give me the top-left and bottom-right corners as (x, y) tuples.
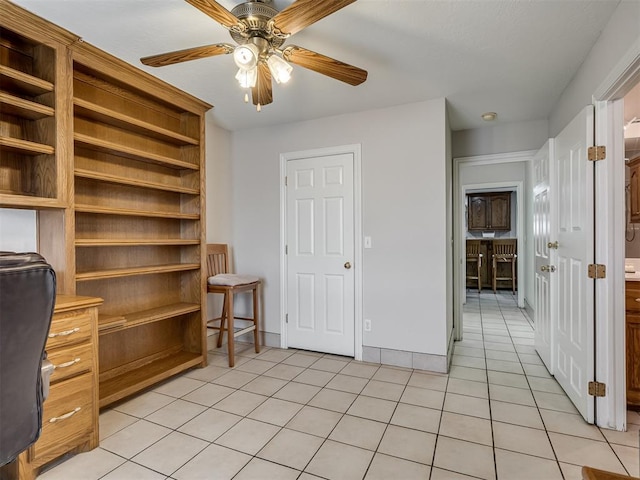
(267, 54), (293, 84)
(235, 66), (257, 88)
(233, 43), (260, 70)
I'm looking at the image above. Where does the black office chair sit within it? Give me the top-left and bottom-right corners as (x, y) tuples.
(0, 252), (56, 466)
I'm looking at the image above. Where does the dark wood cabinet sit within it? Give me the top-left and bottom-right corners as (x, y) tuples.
(467, 192), (511, 231)
(626, 281), (640, 407)
(629, 156), (640, 223)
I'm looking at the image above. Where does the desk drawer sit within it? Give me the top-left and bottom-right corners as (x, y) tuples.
(47, 310), (92, 349)
(48, 342), (93, 383)
(32, 373), (93, 462)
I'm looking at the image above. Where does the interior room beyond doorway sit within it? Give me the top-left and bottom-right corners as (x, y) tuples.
(465, 189), (518, 295)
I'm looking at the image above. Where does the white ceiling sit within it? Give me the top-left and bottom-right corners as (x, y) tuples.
(12, 0), (621, 132)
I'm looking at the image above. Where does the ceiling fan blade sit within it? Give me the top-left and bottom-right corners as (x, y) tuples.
(141, 43), (234, 67)
(271, 0), (356, 37)
(185, 0), (242, 29)
(252, 62), (273, 106)
(283, 46), (367, 86)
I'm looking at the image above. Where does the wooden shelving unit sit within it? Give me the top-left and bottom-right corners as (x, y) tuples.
(71, 58), (209, 407)
(1, 0), (211, 419)
(0, 24), (66, 208)
(99, 350), (203, 408)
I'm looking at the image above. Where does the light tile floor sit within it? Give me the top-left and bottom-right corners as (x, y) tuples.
(38, 291), (640, 479)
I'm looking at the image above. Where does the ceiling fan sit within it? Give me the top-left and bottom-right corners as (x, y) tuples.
(140, 0), (368, 110)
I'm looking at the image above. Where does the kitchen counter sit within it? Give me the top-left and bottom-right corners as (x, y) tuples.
(626, 259), (640, 281)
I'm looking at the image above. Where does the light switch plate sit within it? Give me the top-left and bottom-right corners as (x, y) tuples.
(364, 236), (372, 248)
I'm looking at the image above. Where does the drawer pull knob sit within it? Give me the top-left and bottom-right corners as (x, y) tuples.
(49, 407), (81, 423)
(635, 299), (640, 303)
(49, 327), (80, 338)
(55, 358), (81, 369)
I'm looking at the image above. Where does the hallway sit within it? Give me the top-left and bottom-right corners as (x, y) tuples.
(37, 292), (639, 479)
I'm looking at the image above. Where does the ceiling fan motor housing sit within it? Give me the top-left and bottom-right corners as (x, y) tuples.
(230, 1), (285, 49)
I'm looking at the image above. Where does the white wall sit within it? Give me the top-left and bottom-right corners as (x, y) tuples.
(230, 99), (450, 356)
(452, 119), (548, 158)
(445, 104), (454, 354)
(205, 117), (233, 245)
(0, 208), (37, 252)
(459, 161), (526, 186)
(204, 117), (233, 322)
(549, 0), (640, 136)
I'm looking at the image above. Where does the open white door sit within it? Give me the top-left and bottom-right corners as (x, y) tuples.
(554, 105), (595, 423)
(286, 152), (355, 356)
(533, 140), (556, 374)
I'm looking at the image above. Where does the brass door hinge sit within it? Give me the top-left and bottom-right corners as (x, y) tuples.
(588, 146), (606, 161)
(587, 264), (606, 279)
(588, 381), (606, 397)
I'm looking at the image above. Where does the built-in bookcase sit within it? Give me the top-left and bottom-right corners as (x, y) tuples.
(0, 24), (66, 207)
(1, 0), (211, 410)
(71, 61), (208, 407)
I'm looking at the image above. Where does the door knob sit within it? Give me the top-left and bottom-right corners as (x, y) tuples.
(540, 265), (556, 272)
(547, 241), (559, 249)
(344, 262), (352, 269)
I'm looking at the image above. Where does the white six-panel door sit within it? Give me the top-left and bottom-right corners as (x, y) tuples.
(286, 153), (355, 356)
(554, 105), (595, 422)
(533, 140), (555, 374)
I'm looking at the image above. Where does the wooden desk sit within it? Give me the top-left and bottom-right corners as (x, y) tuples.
(582, 466), (640, 480)
(2, 295), (102, 480)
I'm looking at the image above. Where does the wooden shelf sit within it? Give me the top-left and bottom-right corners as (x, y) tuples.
(98, 314), (126, 333)
(0, 193), (61, 209)
(76, 238), (200, 247)
(0, 65), (54, 96)
(98, 302), (200, 335)
(74, 98), (198, 146)
(76, 263), (200, 281)
(74, 203), (200, 220)
(0, 91), (54, 119)
(99, 350), (204, 407)
(74, 168), (199, 194)
(0, 136), (55, 155)
(74, 133), (198, 171)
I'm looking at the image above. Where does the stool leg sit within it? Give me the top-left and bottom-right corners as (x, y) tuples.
(227, 290), (235, 367)
(492, 258), (497, 293)
(253, 285), (260, 354)
(216, 293), (227, 348)
(477, 258), (482, 293)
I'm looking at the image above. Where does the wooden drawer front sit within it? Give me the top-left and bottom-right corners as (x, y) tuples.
(626, 283), (640, 313)
(47, 310), (92, 349)
(48, 342), (93, 383)
(32, 373), (93, 462)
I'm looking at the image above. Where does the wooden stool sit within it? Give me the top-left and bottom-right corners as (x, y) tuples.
(492, 239), (517, 294)
(206, 244), (261, 367)
(466, 240), (483, 292)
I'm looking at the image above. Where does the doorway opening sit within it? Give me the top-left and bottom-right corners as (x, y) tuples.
(622, 80), (640, 410)
(453, 153), (531, 342)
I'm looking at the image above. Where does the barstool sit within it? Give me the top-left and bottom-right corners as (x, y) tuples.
(466, 240), (483, 292)
(206, 244), (261, 367)
(492, 239), (517, 294)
